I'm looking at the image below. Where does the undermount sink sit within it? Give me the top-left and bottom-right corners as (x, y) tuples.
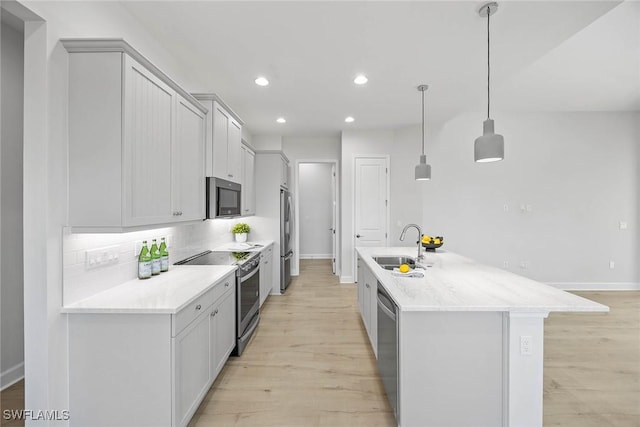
(373, 255), (416, 270)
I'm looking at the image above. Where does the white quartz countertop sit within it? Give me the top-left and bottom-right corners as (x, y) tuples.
(213, 240), (274, 252)
(62, 265), (237, 314)
(357, 247), (609, 313)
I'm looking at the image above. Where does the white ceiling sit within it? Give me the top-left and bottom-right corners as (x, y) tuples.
(119, 1), (639, 137)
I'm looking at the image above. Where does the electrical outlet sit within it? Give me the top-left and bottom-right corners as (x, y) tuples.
(609, 261), (615, 269)
(165, 234), (173, 248)
(526, 204), (533, 212)
(86, 245), (120, 269)
(503, 260), (509, 269)
(619, 221), (627, 230)
(519, 260), (529, 269)
(503, 204), (509, 212)
(520, 336), (532, 355)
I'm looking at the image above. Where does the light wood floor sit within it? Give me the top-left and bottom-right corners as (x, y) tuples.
(1, 260), (638, 426)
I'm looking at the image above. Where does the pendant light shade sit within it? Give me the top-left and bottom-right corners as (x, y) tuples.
(475, 2), (504, 163)
(415, 85), (431, 181)
(474, 119), (504, 162)
(415, 154), (431, 180)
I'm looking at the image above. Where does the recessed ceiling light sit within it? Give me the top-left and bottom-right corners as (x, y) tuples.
(255, 76), (269, 86)
(345, 116), (355, 123)
(276, 117), (286, 124)
(354, 74), (368, 85)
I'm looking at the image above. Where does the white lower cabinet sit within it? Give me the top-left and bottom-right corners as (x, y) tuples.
(357, 256), (377, 357)
(68, 271), (236, 427)
(259, 244), (274, 307)
(210, 286), (236, 379)
(174, 308), (211, 427)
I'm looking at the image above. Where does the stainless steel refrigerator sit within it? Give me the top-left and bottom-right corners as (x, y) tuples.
(280, 189), (293, 292)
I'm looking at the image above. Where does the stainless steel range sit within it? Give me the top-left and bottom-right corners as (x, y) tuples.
(175, 250), (260, 356)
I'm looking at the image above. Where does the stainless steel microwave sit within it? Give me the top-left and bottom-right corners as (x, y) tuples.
(206, 177), (242, 218)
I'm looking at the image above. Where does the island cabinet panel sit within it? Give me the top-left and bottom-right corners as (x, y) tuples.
(356, 256), (377, 356)
(398, 311), (504, 427)
(64, 40), (207, 231)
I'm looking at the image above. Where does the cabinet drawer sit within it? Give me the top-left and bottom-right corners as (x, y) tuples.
(172, 271), (235, 337)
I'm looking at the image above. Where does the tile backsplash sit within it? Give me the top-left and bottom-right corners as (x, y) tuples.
(62, 218), (249, 305)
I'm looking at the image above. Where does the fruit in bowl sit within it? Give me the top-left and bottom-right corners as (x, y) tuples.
(421, 235), (444, 251)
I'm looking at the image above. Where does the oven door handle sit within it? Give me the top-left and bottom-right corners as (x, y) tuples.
(240, 266), (259, 283)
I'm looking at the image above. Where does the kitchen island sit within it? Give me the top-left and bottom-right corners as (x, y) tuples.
(356, 247), (609, 427)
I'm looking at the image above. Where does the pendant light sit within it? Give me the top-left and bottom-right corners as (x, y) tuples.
(474, 2), (504, 163)
(415, 85), (431, 181)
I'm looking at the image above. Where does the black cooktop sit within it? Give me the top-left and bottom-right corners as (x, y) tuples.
(174, 250), (259, 267)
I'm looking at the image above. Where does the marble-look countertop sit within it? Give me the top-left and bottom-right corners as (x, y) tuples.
(62, 265), (237, 314)
(357, 247), (609, 313)
(213, 240), (275, 252)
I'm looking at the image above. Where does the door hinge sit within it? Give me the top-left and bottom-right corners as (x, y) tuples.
(386, 168), (388, 173)
(385, 199), (388, 206)
(385, 233), (388, 238)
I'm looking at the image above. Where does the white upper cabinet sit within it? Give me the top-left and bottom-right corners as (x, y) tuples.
(174, 96), (206, 222)
(281, 156), (290, 189)
(193, 95), (243, 184)
(241, 144), (256, 216)
(63, 39), (207, 231)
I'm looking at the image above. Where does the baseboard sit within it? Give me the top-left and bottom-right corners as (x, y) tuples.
(299, 254), (332, 260)
(340, 276), (354, 284)
(546, 282), (640, 291)
(1, 362), (24, 391)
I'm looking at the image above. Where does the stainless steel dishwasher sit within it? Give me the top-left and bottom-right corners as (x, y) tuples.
(377, 282), (398, 421)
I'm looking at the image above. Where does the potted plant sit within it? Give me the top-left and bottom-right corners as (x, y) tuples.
(232, 223), (250, 243)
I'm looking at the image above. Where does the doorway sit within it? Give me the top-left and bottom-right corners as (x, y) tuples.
(295, 160), (339, 276)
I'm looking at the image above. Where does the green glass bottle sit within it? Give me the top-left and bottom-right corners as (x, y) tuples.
(159, 237), (169, 273)
(150, 239), (161, 276)
(138, 241), (152, 279)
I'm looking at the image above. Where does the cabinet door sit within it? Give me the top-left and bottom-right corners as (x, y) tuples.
(280, 157), (288, 188)
(211, 102), (229, 180)
(174, 96), (205, 221)
(357, 258), (365, 318)
(365, 268), (378, 356)
(242, 146), (255, 215)
(173, 309), (211, 427)
(227, 119), (242, 183)
(210, 288), (236, 379)
(123, 54), (174, 226)
(259, 248), (273, 307)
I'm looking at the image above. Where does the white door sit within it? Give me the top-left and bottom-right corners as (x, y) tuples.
(331, 164), (337, 274)
(354, 157), (388, 278)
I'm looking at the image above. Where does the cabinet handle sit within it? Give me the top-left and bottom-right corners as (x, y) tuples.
(365, 283), (370, 289)
(179, 211), (183, 216)
(228, 174), (233, 178)
(211, 309), (218, 317)
(225, 282), (230, 287)
(195, 304), (202, 310)
(173, 211), (179, 216)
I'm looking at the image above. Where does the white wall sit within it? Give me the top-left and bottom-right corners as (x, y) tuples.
(1, 11), (25, 390)
(417, 111), (639, 288)
(298, 163), (333, 258)
(340, 129), (424, 282)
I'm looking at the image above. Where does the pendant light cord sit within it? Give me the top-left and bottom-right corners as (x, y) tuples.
(421, 88), (425, 155)
(487, 5), (491, 120)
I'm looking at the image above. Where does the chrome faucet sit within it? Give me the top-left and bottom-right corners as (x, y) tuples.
(400, 223), (423, 260)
